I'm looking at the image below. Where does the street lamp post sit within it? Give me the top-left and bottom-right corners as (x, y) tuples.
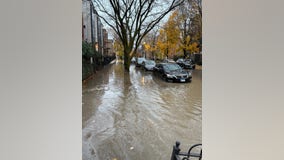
(143, 42), (146, 58)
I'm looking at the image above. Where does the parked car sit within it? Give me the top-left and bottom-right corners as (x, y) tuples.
(176, 58), (185, 67)
(176, 58), (195, 69)
(142, 60), (156, 71)
(153, 63), (192, 83)
(162, 59), (176, 63)
(184, 59), (195, 69)
(136, 57), (146, 67)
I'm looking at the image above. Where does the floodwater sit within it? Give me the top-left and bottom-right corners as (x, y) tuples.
(82, 60), (202, 160)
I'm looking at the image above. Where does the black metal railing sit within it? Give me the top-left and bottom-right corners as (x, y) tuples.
(170, 141), (202, 160)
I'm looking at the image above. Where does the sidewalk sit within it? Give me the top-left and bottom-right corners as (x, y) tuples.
(83, 59), (117, 85)
(195, 64), (202, 70)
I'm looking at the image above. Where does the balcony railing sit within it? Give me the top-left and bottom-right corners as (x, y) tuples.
(170, 141), (202, 160)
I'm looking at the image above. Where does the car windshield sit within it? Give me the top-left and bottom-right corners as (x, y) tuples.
(185, 59), (192, 63)
(163, 64), (182, 72)
(146, 60), (155, 65)
(177, 59), (184, 62)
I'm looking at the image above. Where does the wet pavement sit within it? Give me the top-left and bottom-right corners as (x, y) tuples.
(82, 60), (202, 160)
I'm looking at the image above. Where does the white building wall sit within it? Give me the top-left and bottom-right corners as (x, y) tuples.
(82, 0), (92, 43)
(97, 19), (104, 55)
(94, 15), (98, 43)
(82, 0), (105, 56)
(92, 13), (98, 44)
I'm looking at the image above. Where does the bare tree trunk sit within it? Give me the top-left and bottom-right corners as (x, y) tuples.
(123, 47), (131, 71)
(183, 48), (187, 58)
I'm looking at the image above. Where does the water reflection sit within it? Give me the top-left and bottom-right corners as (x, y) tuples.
(82, 61), (202, 160)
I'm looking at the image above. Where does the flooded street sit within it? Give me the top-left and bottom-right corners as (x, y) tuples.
(82, 60), (202, 160)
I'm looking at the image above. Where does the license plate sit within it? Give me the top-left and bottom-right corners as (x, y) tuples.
(180, 79), (185, 82)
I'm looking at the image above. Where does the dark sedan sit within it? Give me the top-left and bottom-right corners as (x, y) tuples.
(153, 63), (192, 83)
(176, 58), (195, 69)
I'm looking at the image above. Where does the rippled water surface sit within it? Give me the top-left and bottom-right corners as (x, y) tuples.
(82, 61), (202, 160)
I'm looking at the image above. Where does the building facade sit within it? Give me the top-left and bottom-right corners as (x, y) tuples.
(82, 0), (105, 56)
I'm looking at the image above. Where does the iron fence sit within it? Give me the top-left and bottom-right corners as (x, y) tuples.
(171, 141), (202, 160)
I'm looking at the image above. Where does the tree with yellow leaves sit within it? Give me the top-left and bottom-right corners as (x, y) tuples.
(148, 0), (202, 59)
(177, 0), (202, 57)
(156, 29), (167, 59)
(142, 29), (159, 59)
(113, 36), (124, 59)
(156, 11), (180, 59)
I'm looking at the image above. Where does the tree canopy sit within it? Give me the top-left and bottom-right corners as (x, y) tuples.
(93, 0), (185, 71)
(145, 0), (202, 59)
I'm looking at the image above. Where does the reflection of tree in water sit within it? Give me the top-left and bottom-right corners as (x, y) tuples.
(112, 62), (124, 85)
(123, 71), (132, 92)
